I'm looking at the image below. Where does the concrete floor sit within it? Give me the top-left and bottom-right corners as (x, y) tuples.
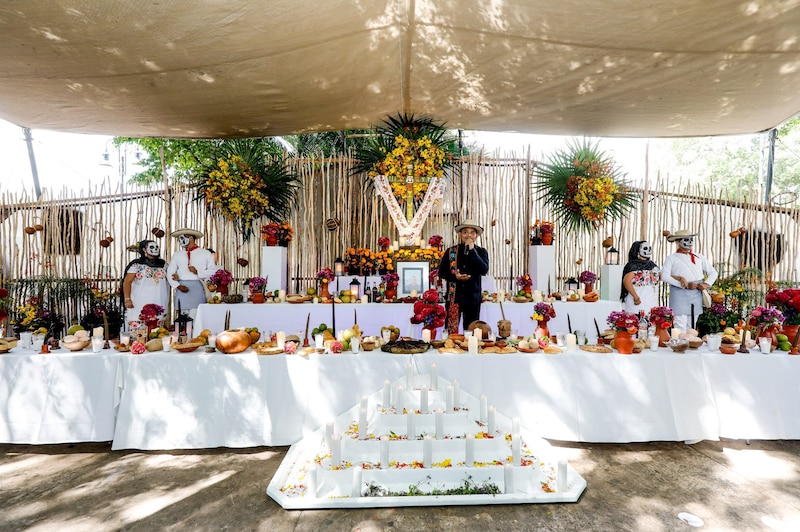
(2, 439), (800, 532)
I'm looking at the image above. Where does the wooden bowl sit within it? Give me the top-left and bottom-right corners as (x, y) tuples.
(173, 344), (200, 353)
(62, 339), (92, 352)
(361, 341), (376, 351)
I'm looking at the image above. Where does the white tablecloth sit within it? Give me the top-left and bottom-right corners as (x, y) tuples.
(479, 301), (621, 341)
(0, 351), (120, 444)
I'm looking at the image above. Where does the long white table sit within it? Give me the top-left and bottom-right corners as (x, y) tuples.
(194, 300), (621, 341)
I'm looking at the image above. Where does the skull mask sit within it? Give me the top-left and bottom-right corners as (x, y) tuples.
(177, 234), (191, 248)
(638, 241), (652, 259)
(145, 241), (160, 257)
(678, 237), (694, 250)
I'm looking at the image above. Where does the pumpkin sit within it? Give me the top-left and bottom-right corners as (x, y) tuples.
(215, 330), (253, 354)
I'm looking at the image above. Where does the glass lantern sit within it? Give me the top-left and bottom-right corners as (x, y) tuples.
(605, 246), (620, 265)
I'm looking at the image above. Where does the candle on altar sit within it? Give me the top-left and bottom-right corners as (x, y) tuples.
(325, 421), (334, 450)
(421, 328), (431, 343)
(331, 434), (342, 467)
(351, 466), (362, 498)
(414, 237), (422, 247)
(504, 464), (515, 494)
(512, 434), (521, 465)
(430, 363), (438, 390)
(512, 417), (520, 436)
(465, 434), (475, 466)
(395, 385), (405, 412)
(360, 294), (368, 304)
(93, 326), (104, 338)
(313, 297), (319, 304)
(532, 290), (543, 303)
(480, 394), (488, 423)
(358, 407), (367, 439)
(488, 406), (496, 434)
(382, 380), (391, 406)
(473, 327), (482, 340)
(745, 330), (752, 343)
(278, 289), (286, 302)
(557, 459), (568, 492)
(435, 409), (444, 439)
(314, 333), (324, 349)
(406, 363), (413, 388)
(468, 336), (479, 354)
(392, 240), (399, 251)
(407, 411), (415, 438)
(453, 380), (460, 408)
(276, 331), (286, 349)
(420, 386), (428, 414)
(566, 333), (577, 352)
(446, 385), (454, 412)
(360, 396), (369, 411)
(380, 435), (390, 469)
(423, 435), (432, 468)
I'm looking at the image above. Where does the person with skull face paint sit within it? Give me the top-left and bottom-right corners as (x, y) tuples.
(166, 228), (218, 318)
(122, 239), (169, 330)
(660, 230), (718, 330)
(620, 240), (660, 314)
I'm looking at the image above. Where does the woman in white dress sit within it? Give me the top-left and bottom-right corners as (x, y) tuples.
(621, 240), (660, 314)
(122, 240), (169, 330)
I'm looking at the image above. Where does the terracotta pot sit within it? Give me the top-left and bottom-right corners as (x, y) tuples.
(541, 233), (553, 245)
(251, 292), (265, 304)
(757, 325), (780, 347)
(535, 318), (549, 340)
(266, 235), (278, 246)
(584, 282), (594, 294)
(423, 327), (438, 340)
(655, 325), (671, 347)
(384, 287), (397, 301)
(781, 324), (800, 345)
(319, 282), (331, 299)
(615, 330), (635, 354)
(237, 258), (249, 267)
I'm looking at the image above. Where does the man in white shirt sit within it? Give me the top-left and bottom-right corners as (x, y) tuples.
(166, 228), (218, 318)
(660, 230), (718, 331)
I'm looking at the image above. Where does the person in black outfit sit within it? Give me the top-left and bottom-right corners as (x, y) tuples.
(437, 219), (490, 332)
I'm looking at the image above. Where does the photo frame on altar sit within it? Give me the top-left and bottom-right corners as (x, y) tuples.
(397, 261), (428, 297)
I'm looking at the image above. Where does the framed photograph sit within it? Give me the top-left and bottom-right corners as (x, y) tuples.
(397, 261), (429, 297)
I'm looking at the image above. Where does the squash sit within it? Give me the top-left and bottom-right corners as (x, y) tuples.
(215, 329), (253, 354)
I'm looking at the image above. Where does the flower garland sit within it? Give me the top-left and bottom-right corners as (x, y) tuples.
(533, 139), (638, 234)
(391, 247), (443, 269)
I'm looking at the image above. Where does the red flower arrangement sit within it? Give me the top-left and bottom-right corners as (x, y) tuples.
(516, 274), (533, 288)
(378, 236), (390, 248)
(606, 310), (639, 332)
(139, 304), (165, 323)
(428, 235), (443, 248)
(316, 268), (335, 283)
(539, 222), (554, 235)
(578, 270), (597, 284)
(410, 289), (446, 328)
(765, 288), (800, 325)
(649, 306), (674, 329)
(383, 272), (399, 288)
(209, 269), (234, 286)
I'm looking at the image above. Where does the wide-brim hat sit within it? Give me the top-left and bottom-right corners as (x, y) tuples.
(666, 229), (698, 242)
(171, 228), (203, 239)
(454, 219), (483, 236)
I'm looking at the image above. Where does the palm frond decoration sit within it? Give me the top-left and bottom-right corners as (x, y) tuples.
(195, 139), (300, 241)
(532, 139), (639, 234)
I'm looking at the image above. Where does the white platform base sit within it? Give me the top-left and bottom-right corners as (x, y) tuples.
(261, 246), (287, 293)
(528, 246), (556, 293)
(600, 265), (624, 301)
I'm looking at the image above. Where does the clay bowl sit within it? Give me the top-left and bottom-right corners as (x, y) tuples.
(61, 339), (92, 352)
(361, 341), (376, 352)
(719, 344), (738, 355)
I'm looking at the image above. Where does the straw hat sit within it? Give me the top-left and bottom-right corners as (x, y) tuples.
(454, 219), (483, 236)
(666, 229), (698, 242)
(171, 228), (203, 239)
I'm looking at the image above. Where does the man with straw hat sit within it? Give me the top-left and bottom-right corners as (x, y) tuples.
(437, 219), (490, 333)
(661, 229), (718, 331)
(166, 228), (218, 317)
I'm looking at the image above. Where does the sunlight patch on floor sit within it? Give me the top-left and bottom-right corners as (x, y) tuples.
(762, 515), (800, 531)
(722, 448), (797, 480)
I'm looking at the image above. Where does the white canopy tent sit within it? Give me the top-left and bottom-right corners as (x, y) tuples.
(1, 1), (799, 139)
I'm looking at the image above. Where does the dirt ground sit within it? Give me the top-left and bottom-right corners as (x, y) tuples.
(2, 438), (800, 531)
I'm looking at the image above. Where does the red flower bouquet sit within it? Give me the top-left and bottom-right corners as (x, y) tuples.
(578, 270), (597, 284)
(209, 269), (234, 286)
(378, 236), (390, 248)
(410, 289), (446, 328)
(765, 288), (800, 325)
(649, 306), (674, 329)
(139, 304), (165, 323)
(516, 274), (533, 288)
(428, 235), (443, 248)
(606, 310), (639, 332)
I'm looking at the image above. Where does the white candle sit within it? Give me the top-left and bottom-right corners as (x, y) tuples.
(420, 386), (429, 414)
(120, 332), (131, 346)
(414, 237), (422, 247)
(278, 289), (286, 302)
(498, 290), (505, 303)
(336, 331), (344, 342)
(93, 326), (104, 338)
(392, 240), (399, 251)
(566, 333), (577, 352)
(358, 407), (367, 439)
(512, 434), (521, 465)
(557, 459), (568, 492)
(488, 406), (496, 434)
(380, 435), (389, 469)
(313, 297), (319, 304)
(465, 434), (475, 466)
(406, 363), (414, 388)
(306, 464), (317, 497)
(395, 385), (405, 412)
(435, 409), (444, 439)
(407, 411), (415, 439)
(360, 396), (369, 411)
(468, 336), (479, 354)
(446, 385), (454, 412)
(382, 379), (391, 407)
(671, 328), (682, 340)
(421, 328), (431, 343)
(361, 294), (368, 304)
(512, 417), (520, 436)
(430, 363), (438, 390)
(325, 421), (334, 450)
(473, 327), (482, 340)
(504, 463), (515, 494)
(745, 330), (752, 343)
(161, 336), (172, 351)
(410, 289), (418, 298)
(331, 434), (342, 468)
(314, 333), (324, 349)
(423, 435), (432, 468)
(480, 394), (488, 423)
(453, 380), (460, 408)
(351, 465), (362, 498)
(276, 331), (286, 349)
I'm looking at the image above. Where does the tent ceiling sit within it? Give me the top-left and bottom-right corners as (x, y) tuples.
(2, 1), (800, 139)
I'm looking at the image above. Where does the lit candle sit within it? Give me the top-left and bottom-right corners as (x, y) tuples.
(421, 328), (431, 343)
(468, 336), (479, 354)
(351, 465), (362, 498)
(325, 421), (334, 450)
(358, 407), (367, 440)
(120, 332), (131, 346)
(380, 435), (389, 469)
(420, 386), (429, 414)
(557, 459), (568, 492)
(382, 379), (391, 407)
(566, 333), (577, 352)
(453, 380), (460, 408)
(276, 331), (286, 349)
(430, 363), (438, 390)
(423, 435), (432, 468)
(488, 406), (496, 434)
(331, 434), (342, 468)
(512, 417), (520, 436)
(446, 385), (454, 412)
(435, 409), (444, 439)
(410, 289), (418, 298)
(512, 434), (521, 465)
(406, 363), (414, 388)
(407, 411), (415, 439)
(480, 394), (488, 423)
(395, 385), (405, 412)
(465, 434), (475, 466)
(504, 463), (515, 494)
(498, 290), (505, 303)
